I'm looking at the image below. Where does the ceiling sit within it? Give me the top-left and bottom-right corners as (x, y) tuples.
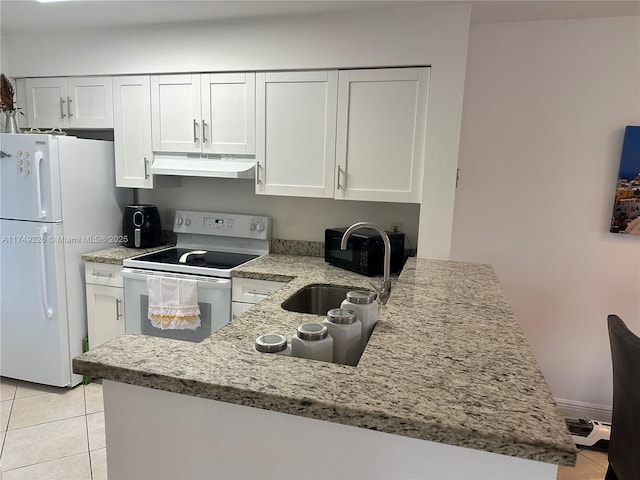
(0, 0), (638, 35)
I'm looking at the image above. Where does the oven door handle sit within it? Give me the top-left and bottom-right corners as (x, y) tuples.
(121, 268), (231, 289)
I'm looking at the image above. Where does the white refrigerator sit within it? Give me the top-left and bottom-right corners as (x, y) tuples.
(0, 134), (131, 387)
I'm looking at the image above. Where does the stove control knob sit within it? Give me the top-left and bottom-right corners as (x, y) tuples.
(185, 218), (191, 227)
(257, 222), (265, 232)
(250, 222), (257, 231)
(176, 216), (184, 226)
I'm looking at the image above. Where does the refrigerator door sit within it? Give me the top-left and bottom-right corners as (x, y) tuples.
(0, 219), (71, 386)
(0, 134), (62, 222)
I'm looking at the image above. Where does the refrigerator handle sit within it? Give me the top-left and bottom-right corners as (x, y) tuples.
(38, 227), (54, 319)
(35, 151), (46, 219)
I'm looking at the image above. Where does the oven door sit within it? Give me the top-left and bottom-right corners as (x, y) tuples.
(122, 268), (231, 343)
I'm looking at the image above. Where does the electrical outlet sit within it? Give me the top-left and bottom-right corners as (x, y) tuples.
(390, 221), (403, 233)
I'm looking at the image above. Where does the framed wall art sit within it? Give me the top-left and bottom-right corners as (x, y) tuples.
(611, 126), (640, 234)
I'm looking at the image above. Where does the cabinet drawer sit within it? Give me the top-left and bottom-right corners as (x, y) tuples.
(232, 277), (285, 304)
(85, 262), (124, 288)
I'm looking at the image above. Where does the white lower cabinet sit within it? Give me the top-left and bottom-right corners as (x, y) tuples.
(232, 277), (286, 320)
(85, 262), (125, 349)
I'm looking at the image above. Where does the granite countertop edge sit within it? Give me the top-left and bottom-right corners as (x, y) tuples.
(73, 353), (574, 466)
(73, 253), (577, 466)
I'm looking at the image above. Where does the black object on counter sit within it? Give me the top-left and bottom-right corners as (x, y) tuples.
(325, 227), (406, 276)
(122, 204), (162, 248)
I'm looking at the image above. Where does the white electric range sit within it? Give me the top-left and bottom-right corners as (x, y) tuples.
(122, 210), (271, 342)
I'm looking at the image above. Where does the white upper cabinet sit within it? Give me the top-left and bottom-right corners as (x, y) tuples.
(113, 75), (154, 189)
(201, 73), (255, 155)
(24, 76), (113, 129)
(334, 68), (430, 203)
(24, 77), (66, 128)
(151, 73), (255, 155)
(255, 70), (338, 198)
(256, 67), (430, 203)
(151, 74), (202, 153)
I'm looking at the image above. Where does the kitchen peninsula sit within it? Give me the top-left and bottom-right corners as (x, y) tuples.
(73, 254), (576, 479)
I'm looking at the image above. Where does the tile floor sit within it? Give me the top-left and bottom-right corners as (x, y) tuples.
(0, 374), (609, 480)
(557, 444), (609, 480)
(0, 377), (106, 480)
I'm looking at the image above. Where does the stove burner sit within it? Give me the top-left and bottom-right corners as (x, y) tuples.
(133, 248), (259, 270)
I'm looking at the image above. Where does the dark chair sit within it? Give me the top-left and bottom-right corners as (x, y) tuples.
(605, 314), (640, 480)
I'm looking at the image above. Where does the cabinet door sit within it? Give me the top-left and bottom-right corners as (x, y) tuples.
(14, 78), (28, 129)
(86, 284), (125, 349)
(67, 76), (113, 128)
(335, 68), (430, 203)
(113, 76), (154, 188)
(255, 70), (337, 198)
(201, 73), (255, 155)
(151, 74), (202, 153)
(24, 77), (68, 128)
(232, 302), (254, 320)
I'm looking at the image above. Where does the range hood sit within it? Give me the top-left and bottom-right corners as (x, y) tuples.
(150, 153), (255, 179)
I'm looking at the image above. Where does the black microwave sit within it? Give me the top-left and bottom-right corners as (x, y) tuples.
(324, 227), (406, 277)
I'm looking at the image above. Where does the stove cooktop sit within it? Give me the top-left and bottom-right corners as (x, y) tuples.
(123, 211), (271, 278)
(123, 247), (261, 278)
(133, 248), (259, 269)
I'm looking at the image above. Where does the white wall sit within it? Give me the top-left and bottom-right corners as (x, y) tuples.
(452, 16), (640, 417)
(5, 4), (471, 258)
(0, 35), (7, 76)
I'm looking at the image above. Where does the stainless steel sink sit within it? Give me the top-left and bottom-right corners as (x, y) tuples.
(281, 283), (360, 315)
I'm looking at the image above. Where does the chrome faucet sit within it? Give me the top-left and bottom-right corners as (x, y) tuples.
(340, 222), (392, 305)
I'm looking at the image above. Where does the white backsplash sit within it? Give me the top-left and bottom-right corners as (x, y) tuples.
(137, 176), (419, 249)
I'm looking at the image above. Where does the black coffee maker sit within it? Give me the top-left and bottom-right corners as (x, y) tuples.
(122, 205), (162, 248)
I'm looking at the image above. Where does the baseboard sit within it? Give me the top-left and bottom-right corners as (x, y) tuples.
(555, 397), (612, 423)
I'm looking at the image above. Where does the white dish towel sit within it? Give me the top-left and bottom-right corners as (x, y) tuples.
(147, 276), (201, 330)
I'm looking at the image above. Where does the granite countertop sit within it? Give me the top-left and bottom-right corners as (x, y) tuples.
(81, 245), (171, 264)
(73, 254), (577, 466)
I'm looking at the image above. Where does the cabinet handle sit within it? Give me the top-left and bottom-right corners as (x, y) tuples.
(67, 97), (73, 118)
(92, 271), (113, 278)
(38, 227), (54, 319)
(59, 97), (66, 118)
(202, 119), (207, 143)
(116, 298), (123, 320)
(193, 119), (199, 143)
(247, 290), (269, 296)
(144, 157), (149, 179)
(256, 161), (262, 184)
(35, 152), (46, 219)
(337, 165), (345, 190)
